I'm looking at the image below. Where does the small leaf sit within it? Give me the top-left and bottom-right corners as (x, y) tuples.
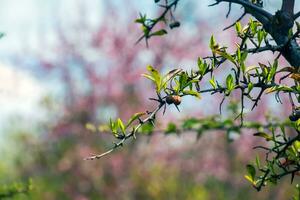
(109, 118), (117, 133)
(209, 35), (216, 50)
(255, 155), (261, 169)
(182, 90), (201, 99)
(162, 69), (183, 89)
(235, 22), (242, 33)
(215, 49), (236, 64)
(253, 132), (272, 141)
(117, 118), (126, 134)
(140, 122), (154, 135)
(209, 76), (217, 89)
(248, 82), (254, 93)
(182, 118), (199, 130)
(226, 74), (235, 92)
(246, 164), (256, 180)
(197, 57), (208, 76)
(150, 29), (168, 36)
(143, 65), (163, 92)
(126, 112), (146, 128)
(141, 73), (155, 81)
(165, 123), (177, 134)
(244, 175), (255, 184)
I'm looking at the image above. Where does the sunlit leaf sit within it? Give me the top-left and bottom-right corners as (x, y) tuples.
(209, 76), (217, 89)
(226, 74), (235, 92)
(117, 118), (126, 134)
(215, 49), (236, 64)
(182, 90), (201, 99)
(126, 112), (146, 128)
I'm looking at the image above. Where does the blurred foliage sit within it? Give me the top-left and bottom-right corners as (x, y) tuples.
(0, 179), (32, 199)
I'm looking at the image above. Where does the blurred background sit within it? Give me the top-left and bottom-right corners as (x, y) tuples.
(0, 0), (298, 199)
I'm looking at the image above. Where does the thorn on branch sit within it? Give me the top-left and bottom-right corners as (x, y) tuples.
(223, 12), (247, 31)
(226, 2), (232, 18)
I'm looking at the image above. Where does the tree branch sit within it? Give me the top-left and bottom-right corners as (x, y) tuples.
(211, 0), (272, 26)
(281, 0), (295, 14)
(294, 11), (300, 20)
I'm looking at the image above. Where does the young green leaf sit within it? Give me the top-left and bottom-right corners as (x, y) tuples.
(253, 132), (272, 141)
(162, 69), (183, 89)
(165, 123), (177, 134)
(150, 29), (168, 37)
(182, 90), (201, 99)
(209, 35), (216, 50)
(246, 164), (256, 180)
(235, 22), (242, 34)
(142, 65), (163, 92)
(126, 112), (146, 128)
(226, 74), (235, 92)
(117, 118), (126, 134)
(209, 76), (217, 89)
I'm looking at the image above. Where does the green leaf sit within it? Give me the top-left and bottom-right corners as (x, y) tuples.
(142, 65), (163, 92)
(209, 76), (217, 89)
(182, 90), (201, 99)
(226, 74), (235, 92)
(209, 35), (216, 50)
(257, 30), (264, 46)
(267, 60), (278, 82)
(126, 112), (146, 128)
(165, 123), (177, 134)
(179, 72), (188, 90)
(135, 18), (144, 24)
(235, 22), (242, 34)
(293, 140), (300, 152)
(253, 132), (272, 141)
(162, 69), (182, 89)
(248, 82), (254, 93)
(197, 57), (208, 76)
(140, 122), (154, 135)
(215, 49), (235, 64)
(182, 118), (199, 130)
(241, 51), (248, 63)
(141, 73), (155, 82)
(244, 175), (254, 183)
(117, 118), (126, 134)
(246, 164), (256, 180)
(109, 118), (117, 134)
(255, 155), (261, 169)
(150, 29), (168, 37)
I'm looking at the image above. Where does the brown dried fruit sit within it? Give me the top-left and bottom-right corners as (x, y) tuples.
(166, 95), (181, 105)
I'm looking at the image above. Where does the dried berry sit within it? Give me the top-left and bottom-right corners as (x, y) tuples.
(166, 95), (181, 105)
(289, 109), (300, 121)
